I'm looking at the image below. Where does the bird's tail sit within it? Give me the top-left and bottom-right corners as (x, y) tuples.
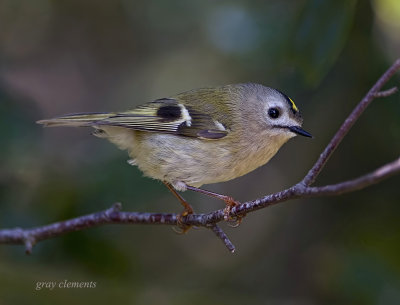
(37, 112), (113, 127)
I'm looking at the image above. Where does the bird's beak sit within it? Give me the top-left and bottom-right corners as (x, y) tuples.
(289, 126), (313, 138)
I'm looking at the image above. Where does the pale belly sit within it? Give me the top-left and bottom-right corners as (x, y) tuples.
(99, 126), (289, 189)
(131, 132), (286, 188)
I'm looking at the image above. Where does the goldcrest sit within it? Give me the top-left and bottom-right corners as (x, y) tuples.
(38, 83), (311, 214)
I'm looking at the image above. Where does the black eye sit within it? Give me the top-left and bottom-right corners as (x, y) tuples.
(268, 108), (280, 119)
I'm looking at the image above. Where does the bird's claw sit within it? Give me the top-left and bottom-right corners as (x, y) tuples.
(226, 214), (245, 227)
(223, 198), (245, 226)
(174, 208), (193, 234)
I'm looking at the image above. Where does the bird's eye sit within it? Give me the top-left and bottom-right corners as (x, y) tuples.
(268, 108), (280, 119)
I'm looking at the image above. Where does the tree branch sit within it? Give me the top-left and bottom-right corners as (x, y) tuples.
(1, 59), (400, 253)
(303, 58), (400, 186)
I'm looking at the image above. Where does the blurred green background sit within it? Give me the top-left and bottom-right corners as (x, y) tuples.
(1, 0), (400, 304)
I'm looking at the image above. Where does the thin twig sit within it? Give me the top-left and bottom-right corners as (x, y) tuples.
(302, 157), (400, 197)
(302, 58), (400, 186)
(209, 225), (236, 253)
(1, 59), (400, 253)
(374, 87), (398, 97)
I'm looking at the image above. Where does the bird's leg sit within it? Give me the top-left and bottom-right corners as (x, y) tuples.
(163, 182), (194, 216)
(185, 185), (244, 225)
(163, 182), (193, 233)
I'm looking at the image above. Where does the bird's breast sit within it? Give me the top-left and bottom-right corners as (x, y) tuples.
(129, 132), (288, 187)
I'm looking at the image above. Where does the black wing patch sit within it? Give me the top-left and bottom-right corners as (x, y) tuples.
(156, 105), (182, 122)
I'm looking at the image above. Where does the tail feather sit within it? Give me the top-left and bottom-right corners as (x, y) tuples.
(37, 112), (113, 127)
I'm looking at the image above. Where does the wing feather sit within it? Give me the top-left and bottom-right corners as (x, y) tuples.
(93, 98), (229, 139)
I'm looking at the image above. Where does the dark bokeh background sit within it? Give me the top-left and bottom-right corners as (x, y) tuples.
(1, 0), (400, 304)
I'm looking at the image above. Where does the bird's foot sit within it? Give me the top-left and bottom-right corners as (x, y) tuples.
(174, 206), (194, 234)
(222, 197), (245, 227)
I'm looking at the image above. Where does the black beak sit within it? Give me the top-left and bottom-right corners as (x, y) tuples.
(289, 126), (313, 138)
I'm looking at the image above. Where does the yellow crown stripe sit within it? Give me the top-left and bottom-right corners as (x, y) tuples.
(289, 97), (299, 112)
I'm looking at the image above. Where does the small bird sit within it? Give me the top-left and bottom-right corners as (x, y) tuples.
(38, 83), (311, 221)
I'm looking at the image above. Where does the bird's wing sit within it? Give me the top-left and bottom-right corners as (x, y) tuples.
(95, 98), (229, 139)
